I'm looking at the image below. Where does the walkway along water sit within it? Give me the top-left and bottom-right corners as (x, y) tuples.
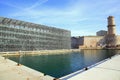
(60, 54), (120, 80)
(0, 56), (55, 80)
(0, 49), (120, 80)
(0, 49), (80, 80)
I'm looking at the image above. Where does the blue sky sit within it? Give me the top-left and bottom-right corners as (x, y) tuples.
(0, 0), (120, 36)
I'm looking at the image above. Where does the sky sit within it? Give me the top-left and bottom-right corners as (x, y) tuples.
(0, 0), (120, 36)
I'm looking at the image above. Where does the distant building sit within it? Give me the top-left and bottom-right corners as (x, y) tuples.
(71, 37), (78, 49)
(71, 16), (120, 49)
(0, 17), (71, 52)
(96, 30), (107, 36)
(71, 36), (84, 49)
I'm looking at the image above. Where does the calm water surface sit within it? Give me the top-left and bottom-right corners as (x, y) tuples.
(7, 50), (120, 78)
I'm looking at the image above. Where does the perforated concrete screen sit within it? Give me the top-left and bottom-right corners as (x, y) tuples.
(0, 17), (71, 51)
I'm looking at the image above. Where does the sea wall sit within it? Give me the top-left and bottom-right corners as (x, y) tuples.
(0, 49), (80, 56)
(83, 36), (104, 47)
(79, 36), (104, 49)
(116, 35), (120, 44)
(79, 35), (120, 49)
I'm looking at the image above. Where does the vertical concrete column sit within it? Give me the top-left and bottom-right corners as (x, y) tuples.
(107, 16), (116, 35)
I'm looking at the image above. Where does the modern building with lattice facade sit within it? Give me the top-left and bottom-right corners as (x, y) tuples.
(0, 17), (71, 52)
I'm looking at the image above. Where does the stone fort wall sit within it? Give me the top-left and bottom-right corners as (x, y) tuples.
(116, 36), (120, 45)
(79, 35), (120, 49)
(79, 36), (104, 48)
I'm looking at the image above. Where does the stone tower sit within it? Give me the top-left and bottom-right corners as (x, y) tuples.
(107, 16), (116, 35)
(105, 16), (117, 47)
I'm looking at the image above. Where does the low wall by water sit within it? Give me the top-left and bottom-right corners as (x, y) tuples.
(80, 46), (120, 50)
(79, 44), (106, 49)
(0, 49), (81, 56)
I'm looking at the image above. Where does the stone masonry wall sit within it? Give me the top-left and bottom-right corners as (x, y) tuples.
(116, 36), (120, 45)
(83, 36), (104, 48)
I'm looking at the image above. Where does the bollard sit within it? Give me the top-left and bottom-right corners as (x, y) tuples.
(17, 63), (22, 66)
(84, 67), (88, 70)
(44, 74), (46, 76)
(17, 63), (20, 66)
(53, 78), (60, 80)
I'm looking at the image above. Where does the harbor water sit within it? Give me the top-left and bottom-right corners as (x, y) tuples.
(7, 49), (120, 78)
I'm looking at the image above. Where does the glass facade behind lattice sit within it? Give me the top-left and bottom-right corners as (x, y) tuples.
(0, 17), (71, 51)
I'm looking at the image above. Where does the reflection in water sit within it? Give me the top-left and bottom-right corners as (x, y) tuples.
(82, 50), (116, 67)
(8, 50), (120, 78)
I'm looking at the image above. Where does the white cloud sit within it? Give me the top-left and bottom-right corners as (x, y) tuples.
(71, 30), (95, 36)
(2, 0), (120, 36)
(8, 0), (86, 27)
(24, 0), (49, 10)
(9, 0), (103, 36)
